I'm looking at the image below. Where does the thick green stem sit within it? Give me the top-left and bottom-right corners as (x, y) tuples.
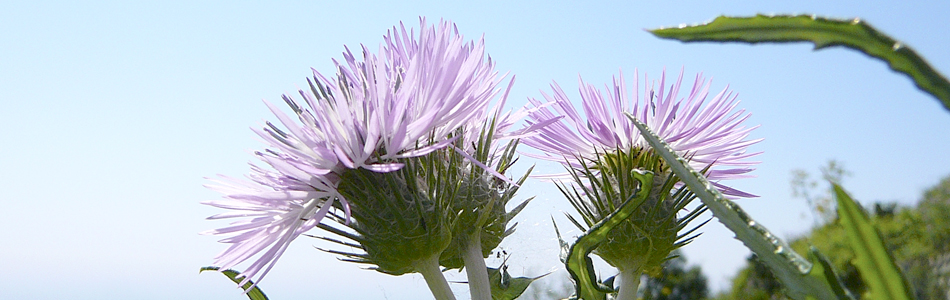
(461, 232), (491, 300)
(615, 268), (642, 300)
(414, 255), (457, 300)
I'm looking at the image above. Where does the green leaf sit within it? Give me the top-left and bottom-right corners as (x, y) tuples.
(808, 246), (857, 300)
(199, 267), (270, 300)
(487, 265), (551, 300)
(627, 114), (837, 300)
(833, 184), (916, 300)
(650, 14), (950, 112)
(559, 169), (654, 300)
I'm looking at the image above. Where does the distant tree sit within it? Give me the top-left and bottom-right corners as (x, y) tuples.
(917, 175), (950, 299)
(515, 250), (710, 299)
(640, 250), (709, 300)
(790, 160), (850, 224)
(920, 175), (950, 254)
(713, 254), (788, 300)
(717, 169), (950, 300)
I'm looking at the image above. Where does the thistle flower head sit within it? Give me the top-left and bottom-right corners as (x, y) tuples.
(523, 69), (760, 273)
(305, 19), (543, 277)
(203, 18), (509, 286)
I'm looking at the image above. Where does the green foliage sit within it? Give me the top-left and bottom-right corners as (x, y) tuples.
(714, 255), (787, 300)
(649, 14), (950, 112)
(640, 251), (710, 300)
(715, 249), (855, 300)
(798, 205), (944, 299)
(721, 174), (950, 300)
(809, 246), (857, 300)
(647, 14), (950, 297)
(834, 184), (916, 300)
(199, 267), (269, 300)
(628, 115), (838, 300)
(915, 176), (950, 299)
(920, 176), (950, 254)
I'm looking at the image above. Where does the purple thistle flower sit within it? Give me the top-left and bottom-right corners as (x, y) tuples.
(203, 18), (507, 288)
(522, 69), (762, 197)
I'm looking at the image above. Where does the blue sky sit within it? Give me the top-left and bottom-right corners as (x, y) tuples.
(2, 1), (949, 299)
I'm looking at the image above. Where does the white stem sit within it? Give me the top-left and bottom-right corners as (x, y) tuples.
(414, 255), (457, 300)
(615, 268), (642, 300)
(461, 232), (492, 300)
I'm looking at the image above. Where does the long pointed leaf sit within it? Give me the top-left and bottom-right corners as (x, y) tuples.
(627, 114), (836, 300)
(833, 184), (916, 300)
(650, 14), (950, 112)
(808, 246), (857, 300)
(199, 267), (269, 300)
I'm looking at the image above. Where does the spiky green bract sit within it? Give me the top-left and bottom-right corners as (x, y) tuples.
(440, 134), (533, 270)
(560, 147), (708, 277)
(311, 132), (530, 275)
(425, 113), (533, 300)
(487, 262), (551, 300)
(554, 169), (654, 300)
(318, 149), (462, 275)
